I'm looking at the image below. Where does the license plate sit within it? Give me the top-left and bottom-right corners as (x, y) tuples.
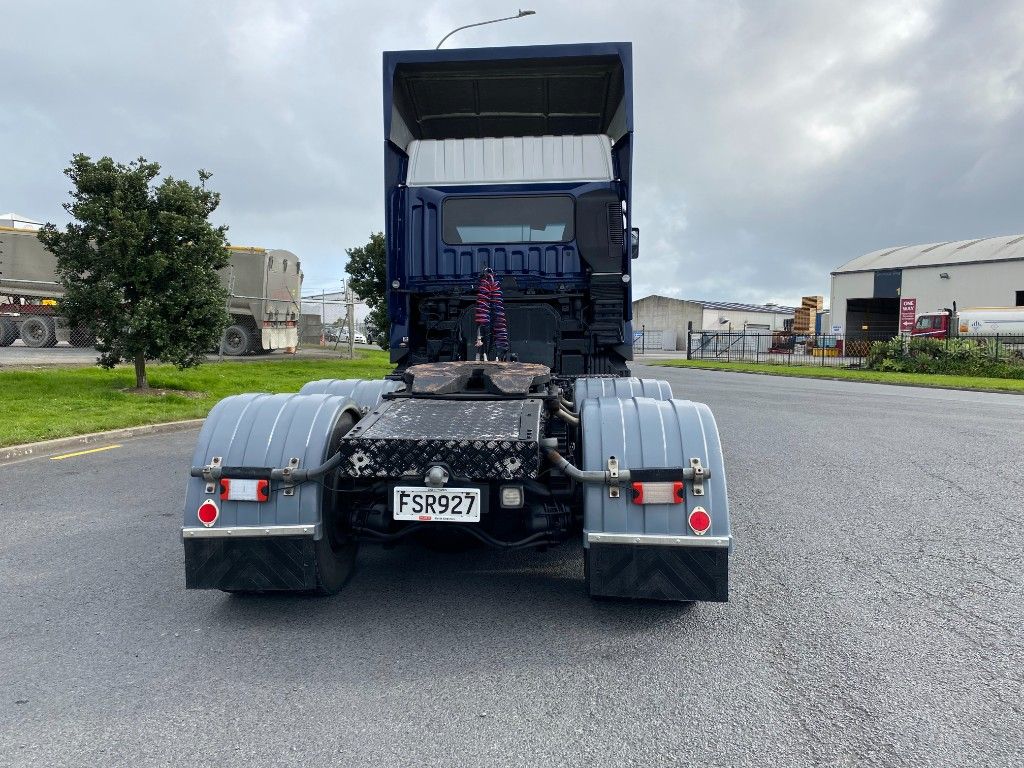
(392, 486), (481, 523)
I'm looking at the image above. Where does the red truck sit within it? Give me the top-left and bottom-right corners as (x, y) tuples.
(911, 306), (1024, 339)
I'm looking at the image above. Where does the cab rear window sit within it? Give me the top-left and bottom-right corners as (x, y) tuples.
(442, 196), (575, 245)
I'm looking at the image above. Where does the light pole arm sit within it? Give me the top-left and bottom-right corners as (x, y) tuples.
(435, 10), (535, 49)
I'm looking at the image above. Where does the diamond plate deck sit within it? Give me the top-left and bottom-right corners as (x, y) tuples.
(338, 398), (544, 479)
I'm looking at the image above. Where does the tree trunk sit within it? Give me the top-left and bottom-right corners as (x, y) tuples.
(134, 354), (148, 389)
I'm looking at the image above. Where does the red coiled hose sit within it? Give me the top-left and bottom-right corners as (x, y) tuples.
(475, 269), (510, 358)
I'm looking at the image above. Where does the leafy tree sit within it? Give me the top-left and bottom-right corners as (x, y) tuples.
(39, 154), (230, 388)
(344, 231), (388, 349)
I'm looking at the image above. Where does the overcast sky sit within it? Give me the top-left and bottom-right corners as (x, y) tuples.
(2, 0), (1023, 306)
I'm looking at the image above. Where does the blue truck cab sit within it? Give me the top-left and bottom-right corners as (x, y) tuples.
(383, 43), (636, 375)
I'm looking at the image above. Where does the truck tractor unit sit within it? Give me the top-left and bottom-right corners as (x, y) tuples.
(182, 43), (733, 603)
(912, 305), (1024, 341)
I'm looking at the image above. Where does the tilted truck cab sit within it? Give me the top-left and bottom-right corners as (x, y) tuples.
(384, 44), (635, 375)
(181, 43), (732, 602)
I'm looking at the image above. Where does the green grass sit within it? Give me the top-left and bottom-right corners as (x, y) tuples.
(647, 359), (1024, 393)
(0, 352), (393, 447)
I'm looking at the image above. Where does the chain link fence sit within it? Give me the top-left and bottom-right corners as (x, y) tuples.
(299, 293), (377, 354)
(686, 330), (1024, 368)
(0, 291), (375, 359)
(0, 306), (96, 350)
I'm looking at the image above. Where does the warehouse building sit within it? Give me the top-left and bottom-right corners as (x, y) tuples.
(0, 213), (43, 230)
(831, 235), (1024, 339)
(632, 295), (796, 350)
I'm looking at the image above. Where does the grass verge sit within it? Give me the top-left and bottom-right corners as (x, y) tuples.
(1, 352), (393, 447)
(646, 359), (1024, 393)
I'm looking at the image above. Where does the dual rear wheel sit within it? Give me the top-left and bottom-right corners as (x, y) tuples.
(20, 316), (57, 348)
(0, 317), (96, 348)
(311, 412), (359, 595)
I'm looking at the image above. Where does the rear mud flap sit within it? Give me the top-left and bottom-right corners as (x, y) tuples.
(586, 543), (729, 602)
(185, 537), (319, 592)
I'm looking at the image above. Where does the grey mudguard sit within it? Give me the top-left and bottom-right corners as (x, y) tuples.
(182, 393), (360, 534)
(573, 377), (673, 403)
(580, 396), (729, 541)
(298, 378), (404, 410)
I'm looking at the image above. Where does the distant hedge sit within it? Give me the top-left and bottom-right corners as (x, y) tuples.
(866, 337), (1024, 379)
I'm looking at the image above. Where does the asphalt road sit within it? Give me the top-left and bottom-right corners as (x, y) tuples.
(2, 367), (1021, 767)
(0, 344), (100, 366)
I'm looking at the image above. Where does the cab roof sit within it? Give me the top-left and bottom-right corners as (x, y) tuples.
(383, 43), (632, 149)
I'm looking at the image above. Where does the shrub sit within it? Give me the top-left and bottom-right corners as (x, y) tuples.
(865, 336), (1024, 379)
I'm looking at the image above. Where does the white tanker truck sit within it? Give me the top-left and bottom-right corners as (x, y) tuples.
(912, 305), (1024, 340)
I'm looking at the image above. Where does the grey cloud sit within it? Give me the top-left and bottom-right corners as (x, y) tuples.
(2, 0), (1022, 301)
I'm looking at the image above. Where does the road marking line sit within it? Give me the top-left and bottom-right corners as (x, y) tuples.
(50, 444), (123, 461)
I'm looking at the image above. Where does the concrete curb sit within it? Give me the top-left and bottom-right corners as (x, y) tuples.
(0, 419), (206, 463)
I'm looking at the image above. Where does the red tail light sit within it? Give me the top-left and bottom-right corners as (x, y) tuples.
(688, 507), (711, 535)
(197, 499), (219, 527)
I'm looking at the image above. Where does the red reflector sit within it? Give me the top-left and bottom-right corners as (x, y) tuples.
(197, 499), (219, 527)
(688, 507), (711, 535)
(631, 481), (684, 505)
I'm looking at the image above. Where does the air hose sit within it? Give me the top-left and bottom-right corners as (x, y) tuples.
(474, 268), (510, 360)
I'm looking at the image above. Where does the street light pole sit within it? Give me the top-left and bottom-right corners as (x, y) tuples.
(435, 9), (535, 49)
(347, 282), (355, 360)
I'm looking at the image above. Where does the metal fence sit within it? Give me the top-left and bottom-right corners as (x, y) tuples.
(686, 331), (1024, 368)
(0, 307), (97, 350)
(299, 295), (376, 352)
(633, 327), (678, 354)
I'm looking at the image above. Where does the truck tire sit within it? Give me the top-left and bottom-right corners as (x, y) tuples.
(21, 316), (57, 348)
(0, 318), (16, 347)
(221, 324), (251, 356)
(222, 411), (359, 596)
(311, 410), (360, 595)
